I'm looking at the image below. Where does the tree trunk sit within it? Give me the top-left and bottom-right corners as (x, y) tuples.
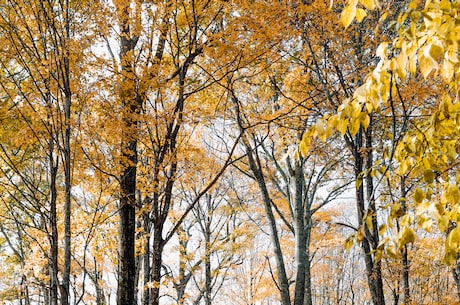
(49, 139), (59, 305)
(293, 161), (307, 305)
(452, 257), (460, 303)
(118, 196), (136, 305)
(93, 259), (106, 305)
(400, 177), (411, 305)
(351, 127), (385, 305)
(205, 200), (212, 305)
(242, 138), (291, 305)
(364, 123), (385, 305)
(304, 249), (312, 305)
(232, 94), (290, 305)
(116, 1), (139, 304)
(61, 0), (72, 301)
(143, 213), (152, 305)
(150, 225), (164, 305)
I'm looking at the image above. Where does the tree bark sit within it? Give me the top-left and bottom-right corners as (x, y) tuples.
(142, 213), (152, 305)
(452, 256), (460, 303)
(116, 2), (139, 304)
(293, 161), (307, 305)
(150, 225), (164, 305)
(350, 127), (385, 305)
(49, 137), (59, 305)
(205, 197), (212, 305)
(232, 95), (291, 305)
(400, 177), (411, 305)
(61, 0), (72, 302)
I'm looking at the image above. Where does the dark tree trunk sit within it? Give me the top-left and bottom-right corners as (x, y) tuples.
(351, 127), (385, 305)
(118, 192), (136, 305)
(143, 213), (152, 305)
(452, 257), (460, 303)
(205, 202), (212, 305)
(49, 139), (59, 305)
(400, 177), (411, 305)
(150, 225), (164, 305)
(116, 2), (139, 304)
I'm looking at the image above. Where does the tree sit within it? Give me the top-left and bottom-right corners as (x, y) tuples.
(1, 0), (460, 304)
(0, 0), (91, 303)
(306, 0), (460, 302)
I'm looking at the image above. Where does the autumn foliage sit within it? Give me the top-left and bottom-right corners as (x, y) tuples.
(0, 0), (459, 305)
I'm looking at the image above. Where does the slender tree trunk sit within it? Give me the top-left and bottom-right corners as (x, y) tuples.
(49, 139), (59, 305)
(176, 226), (188, 303)
(93, 258), (106, 305)
(452, 257), (460, 302)
(304, 227), (313, 305)
(61, 0), (72, 301)
(61, 95), (71, 305)
(205, 199), (212, 305)
(143, 214), (152, 305)
(352, 128), (385, 305)
(364, 123), (385, 305)
(20, 274), (31, 305)
(293, 162), (307, 305)
(400, 177), (411, 305)
(43, 280), (50, 305)
(232, 95), (290, 305)
(150, 225), (164, 305)
(117, 2), (139, 304)
(247, 144), (290, 305)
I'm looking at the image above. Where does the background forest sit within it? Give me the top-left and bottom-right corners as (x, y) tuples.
(0, 0), (459, 305)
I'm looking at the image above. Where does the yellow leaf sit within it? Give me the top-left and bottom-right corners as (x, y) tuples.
(341, 5), (356, 28)
(375, 249), (383, 262)
(386, 245), (398, 259)
(336, 118), (348, 135)
(444, 250), (456, 266)
(360, 112), (370, 130)
(447, 227), (460, 250)
(378, 224), (387, 236)
(414, 187), (424, 204)
(365, 212), (374, 231)
(359, 0), (375, 10)
(441, 60), (454, 82)
(445, 227), (460, 265)
(376, 42), (388, 59)
(356, 8), (367, 22)
(349, 117), (360, 136)
(446, 183), (460, 204)
(398, 226), (415, 250)
(294, 150), (300, 160)
(400, 214), (412, 227)
(439, 215), (449, 232)
(300, 140), (309, 157)
(429, 42), (444, 62)
(315, 119), (325, 135)
(390, 203), (404, 218)
(423, 170), (435, 184)
(419, 53), (438, 79)
(344, 235), (355, 250)
(356, 175), (363, 189)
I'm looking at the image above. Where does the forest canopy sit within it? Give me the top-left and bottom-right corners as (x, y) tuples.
(0, 0), (459, 305)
